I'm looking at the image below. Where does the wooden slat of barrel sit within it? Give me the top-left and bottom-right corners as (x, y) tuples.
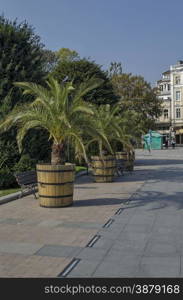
(36, 164), (75, 207)
(116, 151), (128, 160)
(91, 155), (116, 183)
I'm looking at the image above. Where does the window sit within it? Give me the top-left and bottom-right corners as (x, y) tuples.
(176, 91), (181, 101)
(176, 108), (181, 118)
(159, 85), (163, 91)
(168, 84), (171, 91)
(164, 109), (168, 119)
(175, 76), (180, 84)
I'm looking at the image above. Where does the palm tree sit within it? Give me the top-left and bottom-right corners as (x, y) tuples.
(84, 104), (132, 182)
(0, 76), (103, 165)
(86, 104), (131, 157)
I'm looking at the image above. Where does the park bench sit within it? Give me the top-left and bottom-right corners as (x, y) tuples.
(15, 170), (37, 199)
(115, 158), (124, 176)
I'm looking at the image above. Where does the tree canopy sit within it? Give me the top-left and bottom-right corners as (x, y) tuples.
(0, 15), (51, 188)
(56, 48), (80, 62)
(111, 71), (162, 132)
(0, 15), (47, 111)
(52, 53), (118, 105)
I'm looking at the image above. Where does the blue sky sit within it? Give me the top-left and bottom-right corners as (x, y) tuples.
(1, 0), (183, 85)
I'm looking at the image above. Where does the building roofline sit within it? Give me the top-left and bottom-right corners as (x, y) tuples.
(162, 70), (170, 75)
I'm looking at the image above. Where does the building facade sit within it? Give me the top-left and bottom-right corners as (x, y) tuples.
(156, 60), (183, 144)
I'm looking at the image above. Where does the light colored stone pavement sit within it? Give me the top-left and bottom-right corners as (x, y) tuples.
(1, 148), (182, 277)
(0, 164), (143, 277)
(67, 148), (183, 277)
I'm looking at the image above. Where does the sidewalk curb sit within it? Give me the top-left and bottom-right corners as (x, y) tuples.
(0, 170), (89, 205)
(0, 189), (36, 205)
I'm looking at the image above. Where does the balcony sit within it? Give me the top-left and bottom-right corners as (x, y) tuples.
(158, 90), (171, 96)
(156, 118), (171, 124)
(162, 77), (170, 81)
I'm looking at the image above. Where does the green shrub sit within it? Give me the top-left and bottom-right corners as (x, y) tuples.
(0, 155), (38, 189)
(0, 166), (17, 189)
(13, 154), (37, 173)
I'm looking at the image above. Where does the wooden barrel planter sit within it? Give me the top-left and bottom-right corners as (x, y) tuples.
(115, 151), (128, 168)
(125, 151), (135, 171)
(115, 150), (135, 172)
(125, 160), (134, 171)
(115, 151), (128, 162)
(36, 164), (75, 208)
(91, 155), (116, 183)
(129, 150), (135, 161)
(115, 152), (126, 160)
(116, 151), (128, 160)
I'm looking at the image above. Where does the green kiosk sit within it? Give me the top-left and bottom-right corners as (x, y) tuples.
(144, 131), (163, 150)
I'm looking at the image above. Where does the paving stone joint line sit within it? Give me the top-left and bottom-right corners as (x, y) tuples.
(61, 178), (146, 278)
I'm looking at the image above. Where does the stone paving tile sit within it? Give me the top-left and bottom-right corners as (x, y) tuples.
(76, 247), (109, 261)
(38, 220), (63, 228)
(67, 232), (99, 247)
(122, 223), (154, 234)
(97, 228), (122, 240)
(92, 237), (115, 251)
(138, 256), (181, 277)
(180, 256), (183, 277)
(117, 231), (150, 244)
(0, 253), (28, 270)
(0, 218), (24, 225)
(148, 235), (181, 249)
(93, 261), (139, 277)
(104, 249), (142, 263)
(67, 260), (100, 278)
(0, 255), (71, 277)
(111, 214), (132, 224)
(35, 245), (82, 258)
(111, 238), (148, 255)
(144, 241), (181, 257)
(20, 219), (41, 226)
(0, 224), (98, 246)
(0, 241), (43, 255)
(58, 221), (103, 230)
(110, 223), (130, 235)
(154, 216), (181, 227)
(154, 224), (181, 233)
(127, 215), (155, 226)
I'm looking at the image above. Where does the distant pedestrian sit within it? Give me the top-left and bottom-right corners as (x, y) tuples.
(141, 135), (145, 150)
(171, 139), (175, 149)
(146, 135), (151, 153)
(165, 137), (169, 149)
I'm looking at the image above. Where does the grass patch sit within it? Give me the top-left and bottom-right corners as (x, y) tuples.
(75, 166), (87, 173)
(0, 188), (20, 197)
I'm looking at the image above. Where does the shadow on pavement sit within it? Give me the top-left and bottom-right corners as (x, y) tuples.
(133, 167), (183, 183)
(136, 159), (183, 166)
(74, 197), (125, 207)
(75, 166), (183, 184)
(122, 190), (183, 211)
(75, 186), (97, 189)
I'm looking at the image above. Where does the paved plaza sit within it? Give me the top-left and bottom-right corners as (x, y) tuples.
(0, 148), (183, 277)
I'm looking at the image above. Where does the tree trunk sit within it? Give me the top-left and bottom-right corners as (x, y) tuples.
(51, 143), (64, 165)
